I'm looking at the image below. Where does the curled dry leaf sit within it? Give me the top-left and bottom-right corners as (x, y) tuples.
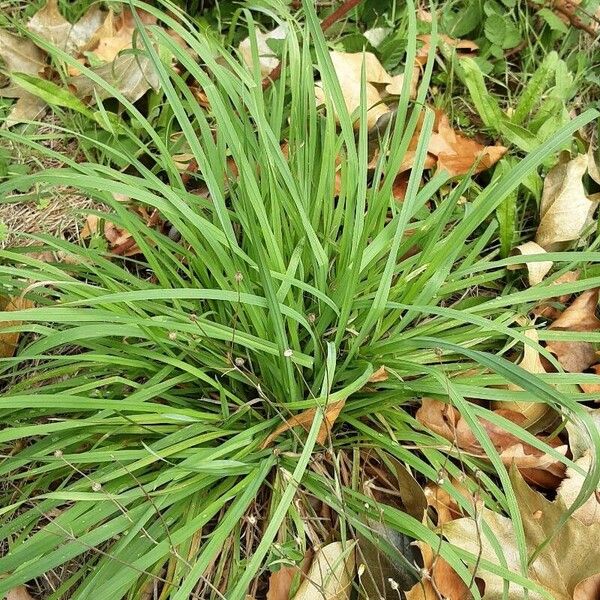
(581, 364), (600, 396)
(566, 407), (600, 461)
(535, 153), (598, 251)
(69, 53), (159, 103)
(406, 541), (472, 600)
(588, 144), (600, 186)
(492, 329), (550, 427)
(292, 542), (355, 600)
(399, 110), (506, 177)
(507, 241), (553, 286)
(547, 288), (600, 373)
(416, 398), (566, 487)
(239, 24), (288, 77)
(556, 452), (600, 525)
(533, 270), (579, 320)
(6, 586), (35, 600)
(315, 50), (411, 130)
(27, 0), (105, 54)
(83, 8), (157, 64)
(0, 30), (47, 125)
(368, 365), (388, 383)
(0, 296), (34, 358)
(443, 468), (600, 600)
(261, 400), (345, 448)
(428, 111), (507, 177)
(267, 551), (313, 600)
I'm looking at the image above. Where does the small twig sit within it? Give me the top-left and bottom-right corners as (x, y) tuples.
(261, 0), (363, 90)
(528, 0), (598, 38)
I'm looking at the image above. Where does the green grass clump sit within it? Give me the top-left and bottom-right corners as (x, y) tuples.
(0, 1), (599, 599)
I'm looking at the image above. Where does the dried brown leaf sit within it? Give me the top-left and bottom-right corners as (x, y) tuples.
(574, 573), (600, 600)
(27, 0), (105, 53)
(0, 30), (46, 77)
(315, 50), (399, 129)
(430, 112), (507, 177)
(238, 24), (288, 77)
(533, 270), (579, 320)
(267, 567), (295, 600)
(443, 468), (600, 600)
(262, 400), (345, 448)
(69, 53), (159, 103)
(507, 241), (553, 286)
(556, 453), (600, 525)
(368, 365), (388, 382)
(0, 296), (34, 358)
(0, 30), (47, 125)
(83, 8), (156, 63)
(416, 398), (565, 487)
(493, 330), (550, 427)
(580, 364), (600, 396)
(293, 542), (355, 600)
(535, 154), (598, 251)
(6, 586), (35, 600)
(406, 541), (472, 600)
(547, 288), (600, 372)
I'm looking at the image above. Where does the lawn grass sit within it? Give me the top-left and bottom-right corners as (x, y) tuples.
(0, 0), (599, 598)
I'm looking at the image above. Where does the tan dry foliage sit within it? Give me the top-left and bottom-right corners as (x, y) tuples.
(533, 270), (579, 320)
(292, 542), (355, 600)
(82, 8), (156, 64)
(507, 241), (553, 286)
(581, 363), (600, 395)
(556, 453), (600, 526)
(6, 586), (35, 600)
(0, 296), (34, 358)
(547, 288), (600, 373)
(314, 50), (408, 129)
(27, 0), (105, 53)
(0, 29), (47, 125)
(443, 469), (600, 600)
(262, 400), (345, 448)
(406, 541), (472, 600)
(238, 24), (288, 77)
(416, 398), (566, 488)
(535, 153), (598, 251)
(399, 110), (506, 178)
(492, 329), (550, 427)
(368, 365), (389, 382)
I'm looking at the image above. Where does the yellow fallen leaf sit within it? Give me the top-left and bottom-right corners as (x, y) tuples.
(292, 542), (355, 600)
(507, 241), (553, 286)
(262, 400), (345, 448)
(535, 153), (598, 251)
(0, 296), (33, 358)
